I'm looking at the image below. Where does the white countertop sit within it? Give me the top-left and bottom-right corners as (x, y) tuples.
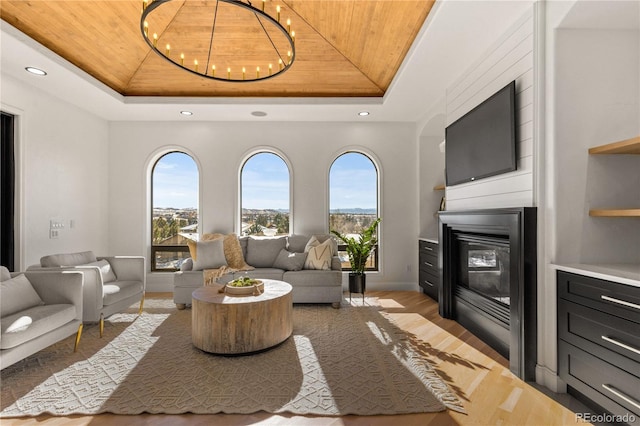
(419, 237), (439, 244)
(552, 263), (640, 288)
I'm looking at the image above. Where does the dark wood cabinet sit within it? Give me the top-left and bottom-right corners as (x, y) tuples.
(557, 271), (640, 420)
(419, 239), (439, 301)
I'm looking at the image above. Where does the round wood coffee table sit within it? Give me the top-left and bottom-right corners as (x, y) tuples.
(191, 279), (293, 354)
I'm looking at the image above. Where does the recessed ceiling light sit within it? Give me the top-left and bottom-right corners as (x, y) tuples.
(358, 111), (370, 117)
(180, 111), (193, 116)
(251, 111), (268, 117)
(25, 67), (47, 76)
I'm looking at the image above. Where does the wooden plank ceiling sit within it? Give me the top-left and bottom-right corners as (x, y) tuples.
(0, 0), (435, 98)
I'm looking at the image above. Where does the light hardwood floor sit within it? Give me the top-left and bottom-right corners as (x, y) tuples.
(3, 291), (590, 426)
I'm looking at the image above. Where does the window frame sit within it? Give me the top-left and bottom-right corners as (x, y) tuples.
(238, 150), (292, 237)
(150, 151), (198, 272)
(328, 150), (380, 272)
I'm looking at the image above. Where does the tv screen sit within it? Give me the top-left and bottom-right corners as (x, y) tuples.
(445, 81), (516, 186)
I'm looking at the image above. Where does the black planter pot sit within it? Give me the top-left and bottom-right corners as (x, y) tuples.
(349, 273), (366, 302)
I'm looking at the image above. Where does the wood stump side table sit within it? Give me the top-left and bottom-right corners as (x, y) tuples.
(191, 279), (293, 354)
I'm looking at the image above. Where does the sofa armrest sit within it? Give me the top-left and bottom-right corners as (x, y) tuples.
(25, 271), (84, 321)
(99, 256), (146, 288)
(331, 256), (343, 271)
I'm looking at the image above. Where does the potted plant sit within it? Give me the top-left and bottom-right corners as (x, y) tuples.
(331, 218), (381, 294)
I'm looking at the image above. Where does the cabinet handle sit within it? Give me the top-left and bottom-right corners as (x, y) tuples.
(601, 384), (640, 411)
(601, 295), (640, 311)
(423, 261), (434, 267)
(424, 280), (434, 287)
(423, 246), (433, 251)
(601, 335), (640, 356)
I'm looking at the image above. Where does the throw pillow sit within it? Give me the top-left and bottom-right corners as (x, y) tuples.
(305, 235), (338, 256)
(273, 249), (307, 271)
(202, 233), (253, 271)
(246, 237), (287, 268)
(85, 259), (117, 283)
(0, 266), (11, 281)
(304, 239), (333, 270)
(0, 274), (45, 317)
(191, 239), (228, 271)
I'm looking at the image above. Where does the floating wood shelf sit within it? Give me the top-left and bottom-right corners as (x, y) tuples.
(433, 184), (446, 191)
(588, 136), (640, 155)
(589, 209), (640, 217)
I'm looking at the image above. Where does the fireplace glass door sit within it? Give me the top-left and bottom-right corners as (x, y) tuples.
(457, 234), (510, 306)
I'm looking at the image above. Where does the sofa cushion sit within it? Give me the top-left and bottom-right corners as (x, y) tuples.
(0, 266), (11, 281)
(246, 237), (287, 268)
(283, 270), (342, 287)
(273, 249), (307, 271)
(103, 280), (144, 306)
(202, 233), (253, 271)
(189, 239), (228, 271)
(287, 234), (311, 253)
(40, 251), (97, 267)
(0, 274), (45, 318)
(85, 259), (117, 283)
(304, 239), (333, 270)
(0, 303), (76, 349)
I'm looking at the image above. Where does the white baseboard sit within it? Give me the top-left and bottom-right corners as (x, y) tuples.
(536, 364), (566, 393)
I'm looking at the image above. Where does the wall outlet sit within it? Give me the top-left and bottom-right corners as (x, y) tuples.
(50, 229), (59, 239)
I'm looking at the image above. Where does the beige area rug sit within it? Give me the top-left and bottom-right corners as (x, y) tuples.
(1, 298), (464, 417)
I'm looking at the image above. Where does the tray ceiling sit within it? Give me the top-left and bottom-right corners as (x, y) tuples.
(0, 0), (435, 98)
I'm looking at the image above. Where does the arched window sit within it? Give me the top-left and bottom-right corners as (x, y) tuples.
(151, 152), (198, 271)
(240, 152), (290, 236)
(329, 152), (379, 271)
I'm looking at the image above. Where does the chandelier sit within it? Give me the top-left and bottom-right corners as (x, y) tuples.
(140, 0), (296, 82)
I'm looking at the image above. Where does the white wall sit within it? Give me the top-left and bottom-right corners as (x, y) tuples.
(108, 121), (419, 291)
(555, 29), (640, 264)
(418, 100), (446, 238)
(1, 74), (110, 269)
(445, 8), (536, 210)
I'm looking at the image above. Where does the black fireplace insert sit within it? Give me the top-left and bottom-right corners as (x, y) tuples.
(439, 208), (537, 381)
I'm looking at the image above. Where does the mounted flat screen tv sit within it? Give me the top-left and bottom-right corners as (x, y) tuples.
(445, 81), (516, 186)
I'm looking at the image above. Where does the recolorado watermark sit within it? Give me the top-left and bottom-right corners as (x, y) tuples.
(575, 412), (636, 424)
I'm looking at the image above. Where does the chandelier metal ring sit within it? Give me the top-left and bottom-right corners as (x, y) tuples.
(140, 0), (296, 82)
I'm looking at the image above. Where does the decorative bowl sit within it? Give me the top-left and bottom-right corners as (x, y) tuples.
(224, 279), (264, 295)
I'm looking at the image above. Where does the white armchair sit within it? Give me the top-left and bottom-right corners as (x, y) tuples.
(28, 251), (145, 336)
(1, 267), (84, 369)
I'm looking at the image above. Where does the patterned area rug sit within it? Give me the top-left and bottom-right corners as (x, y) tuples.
(1, 298), (464, 417)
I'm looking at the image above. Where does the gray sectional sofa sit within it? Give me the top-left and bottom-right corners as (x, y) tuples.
(174, 234), (343, 309)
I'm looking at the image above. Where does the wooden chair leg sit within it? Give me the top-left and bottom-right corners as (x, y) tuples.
(99, 313), (104, 338)
(74, 323), (83, 352)
(138, 294), (145, 315)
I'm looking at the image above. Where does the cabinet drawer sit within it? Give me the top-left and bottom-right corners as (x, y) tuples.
(559, 299), (640, 369)
(420, 272), (439, 290)
(419, 253), (438, 271)
(559, 342), (640, 417)
(558, 271), (640, 323)
(419, 240), (438, 253)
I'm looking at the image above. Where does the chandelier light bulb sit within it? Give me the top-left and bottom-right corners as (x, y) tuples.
(276, 5), (280, 22)
(227, 67), (231, 79)
(212, 65), (216, 77)
(165, 44), (170, 55)
(180, 53), (184, 66)
(287, 18), (291, 33)
(152, 33), (158, 47)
